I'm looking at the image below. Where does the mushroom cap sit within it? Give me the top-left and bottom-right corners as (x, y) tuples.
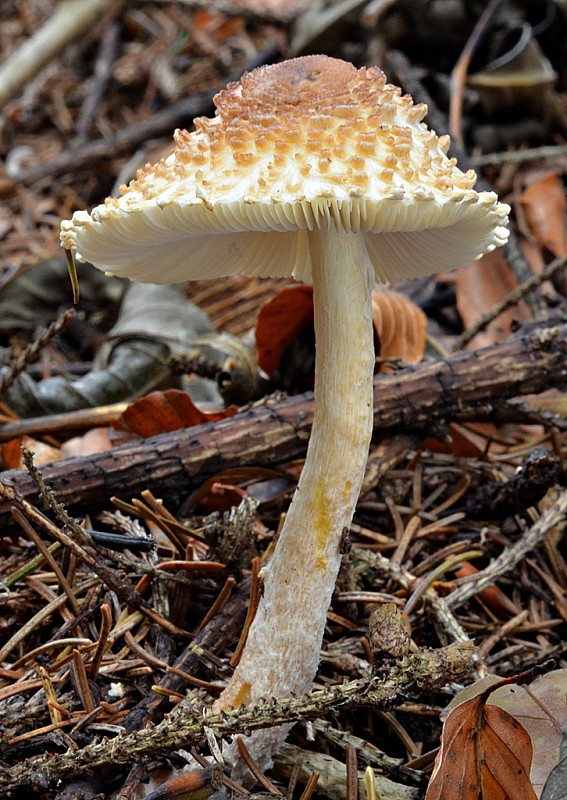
(60, 56), (509, 284)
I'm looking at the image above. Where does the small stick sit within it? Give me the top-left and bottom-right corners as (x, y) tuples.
(473, 143), (567, 167)
(236, 736), (283, 795)
(364, 767), (376, 800)
(449, 0), (504, 145)
(0, 575), (100, 663)
(75, 22), (120, 139)
(446, 489), (567, 610)
(0, 308), (77, 396)
(10, 506), (81, 616)
(11, 638), (92, 670)
(196, 576), (236, 633)
(298, 771), (320, 800)
(0, 0), (123, 109)
(89, 603), (112, 678)
(72, 649), (95, 713)
(0, 640), (475, 793)
(286, 754), (304, 799)
(38, 665), (63, 725)
(345, 746), (358, 800)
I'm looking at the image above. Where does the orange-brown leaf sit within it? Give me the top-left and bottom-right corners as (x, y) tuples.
(1, 435), (62, 469)
(256, 284), (427, 381)
(114, 389), (236, 438)
(371, 288), (427, 365)
(454, 250), (532, 349)
(256, 284), (314, 378)
(519, 172), (567, 258)
(427, 693), (538, 800)
(490, 670), (567, 795)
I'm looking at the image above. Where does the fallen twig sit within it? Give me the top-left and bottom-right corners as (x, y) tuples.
(1, 317), (566, 525)
(0, 640), (474, 795)
(446, 488), (567, 610)
(452, 255), (567, 351)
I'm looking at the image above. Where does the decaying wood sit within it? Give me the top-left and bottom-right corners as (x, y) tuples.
(0, 640), (474, 796)
(0, 318), (565, 526)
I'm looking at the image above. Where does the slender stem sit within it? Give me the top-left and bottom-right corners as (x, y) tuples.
(214, 228), (375, 769)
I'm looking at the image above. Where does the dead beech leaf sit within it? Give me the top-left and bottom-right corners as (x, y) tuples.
(455, 249), (532, 349)
(61, 428), (113, 459)
(490, 670), (567, 797)
(256, 284), (427, 382)
(256, 284), (314, 379)
(114, 389), (236, 438)
(519, 173), (567, 258)
(427, 692), (538, 800)
(542, 726), (567, 800)
(421, 421), (507, 459)
(372, 287), (426, 365)
(1, 435), (61, 469)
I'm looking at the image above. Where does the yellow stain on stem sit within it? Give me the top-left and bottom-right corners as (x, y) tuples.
(312, 480), (331, 572)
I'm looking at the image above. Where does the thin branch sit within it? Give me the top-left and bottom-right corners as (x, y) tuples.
(453, 255), (567, 351)
(0, 640), (474, 795)
(446, 489), (567, 610)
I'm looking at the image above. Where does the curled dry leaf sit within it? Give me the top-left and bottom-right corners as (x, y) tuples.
(490, 670), (567, 797)
(518, 172), (567, 259)
(114, 389), (237, 438)
(256, 284), (315, 379)
(371, 287), (427, 366)
(427, 691), (538, 800)
(454, 249), (532, 349)
(438, 670), (567, 798)
(542, 725), (567, 800)
(256, 284), (427, 382)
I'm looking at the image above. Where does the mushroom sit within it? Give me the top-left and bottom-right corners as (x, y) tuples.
(61, 56), (509, 771)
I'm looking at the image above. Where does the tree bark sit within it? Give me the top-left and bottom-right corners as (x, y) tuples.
(1, 318), (565, 525)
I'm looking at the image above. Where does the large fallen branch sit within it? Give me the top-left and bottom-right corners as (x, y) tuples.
(0, 318), (566, 525)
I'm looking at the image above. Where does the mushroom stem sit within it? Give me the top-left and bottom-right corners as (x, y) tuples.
(215, 227), (375, 769)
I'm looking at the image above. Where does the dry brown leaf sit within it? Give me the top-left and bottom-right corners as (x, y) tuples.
(439, 671), (567, 798)
(519, 173), (567, 258)
(421, 421), (507, 458)
(490, 671), (567, 797)
(256, 284), (427, 383)
(60, 427), (113, 459)
(427, 691), (538, 800)
(371, 287), (427, 365)
(114, 389), (236, 438)
(1, 435), (61, 469)
(256, 284), (314, 379)
(542, 728), (567, 800)
(454, 250), (532, 349)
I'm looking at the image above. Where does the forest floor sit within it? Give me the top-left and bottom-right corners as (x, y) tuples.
(0, 2), (566, 799)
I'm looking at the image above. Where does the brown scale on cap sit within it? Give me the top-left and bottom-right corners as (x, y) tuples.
(61, 55), (508, 285)
(114, 55), (475, 206)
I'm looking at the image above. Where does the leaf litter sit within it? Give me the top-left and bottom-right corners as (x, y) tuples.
(0, 1), (566, 799)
